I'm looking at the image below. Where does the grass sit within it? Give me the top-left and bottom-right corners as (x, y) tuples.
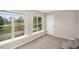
(0, 23), (24, 35)
(0, 25), (11, 35)
(15, 25), (24, 31)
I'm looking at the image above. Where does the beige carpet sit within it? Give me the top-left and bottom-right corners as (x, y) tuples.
(17, 35), (76, 49)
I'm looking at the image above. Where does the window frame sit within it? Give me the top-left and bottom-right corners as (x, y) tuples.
(0, 10), (25, 41)
(38, 16), (42, 31)
(32, 16), (43, 33)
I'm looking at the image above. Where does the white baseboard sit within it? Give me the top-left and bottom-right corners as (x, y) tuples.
(76, 37), (79, 39)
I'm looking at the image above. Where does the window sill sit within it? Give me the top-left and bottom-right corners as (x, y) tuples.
(32, 30), (44, 35)
(0, 35), (27, 45)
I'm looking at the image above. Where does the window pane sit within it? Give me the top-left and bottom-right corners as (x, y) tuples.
(33, 16), (37, 32)
(0, 12), (12, 41)
(38, 17), (42, 31)
(14, 15), (24, 37)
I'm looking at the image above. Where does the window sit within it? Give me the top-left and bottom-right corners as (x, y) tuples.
(33, 16), (42, 32)
(14, 15), (24, 37)
(0, 13), (12, 41)
(0, 11), (25, 41)
(33, 16), (38, 32)
(38, 17), (42, 31)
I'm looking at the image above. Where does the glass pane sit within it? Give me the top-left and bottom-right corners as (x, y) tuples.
(38, 17), (42, 31)
(14, 14), (24, 37)
(33, 16), (37, 32)
(38, 24), (42, 30)
(0, 12), (12, 41)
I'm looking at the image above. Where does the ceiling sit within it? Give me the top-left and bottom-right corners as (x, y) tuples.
(38, 10), (57, 13)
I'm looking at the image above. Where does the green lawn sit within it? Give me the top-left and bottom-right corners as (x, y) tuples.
(0, 23), (24, 35)
(15, 25), (24, 31)
(0, 26), (11, 35)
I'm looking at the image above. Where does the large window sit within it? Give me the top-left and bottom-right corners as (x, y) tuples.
(0, 11), (24, 41)
(33, 16), (42, 32)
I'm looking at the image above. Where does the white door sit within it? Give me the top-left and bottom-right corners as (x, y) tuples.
(46, 15), (55, 35)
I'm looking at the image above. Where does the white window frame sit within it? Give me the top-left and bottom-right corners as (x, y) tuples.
(0, 11), (25, 41)
(32, 16), (43, 33)
(12, 17), (15, 39)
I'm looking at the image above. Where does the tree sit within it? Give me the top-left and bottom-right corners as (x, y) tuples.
(3, 17), (8, 23)
(0, 16), (4, 29)
(16, 16), (24, 23)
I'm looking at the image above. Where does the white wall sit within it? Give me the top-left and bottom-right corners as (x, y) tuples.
(46, 11), (77, 40)
(77, 11), (79, 39)
(0, 10), (46, 49)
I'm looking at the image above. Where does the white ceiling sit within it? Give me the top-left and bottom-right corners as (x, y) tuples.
(38, 10), (57, 13)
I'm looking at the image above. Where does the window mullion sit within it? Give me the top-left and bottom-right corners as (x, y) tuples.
(12, 16), (15, 39)
(37, 17), (39, 31)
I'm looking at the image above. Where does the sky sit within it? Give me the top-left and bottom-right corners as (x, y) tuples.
(0, 11), (24, 20)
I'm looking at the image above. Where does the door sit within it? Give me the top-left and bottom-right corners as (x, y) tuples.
(46, 15), (55, 35)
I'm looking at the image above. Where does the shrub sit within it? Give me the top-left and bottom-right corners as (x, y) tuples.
(0, 16), (4, 29)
